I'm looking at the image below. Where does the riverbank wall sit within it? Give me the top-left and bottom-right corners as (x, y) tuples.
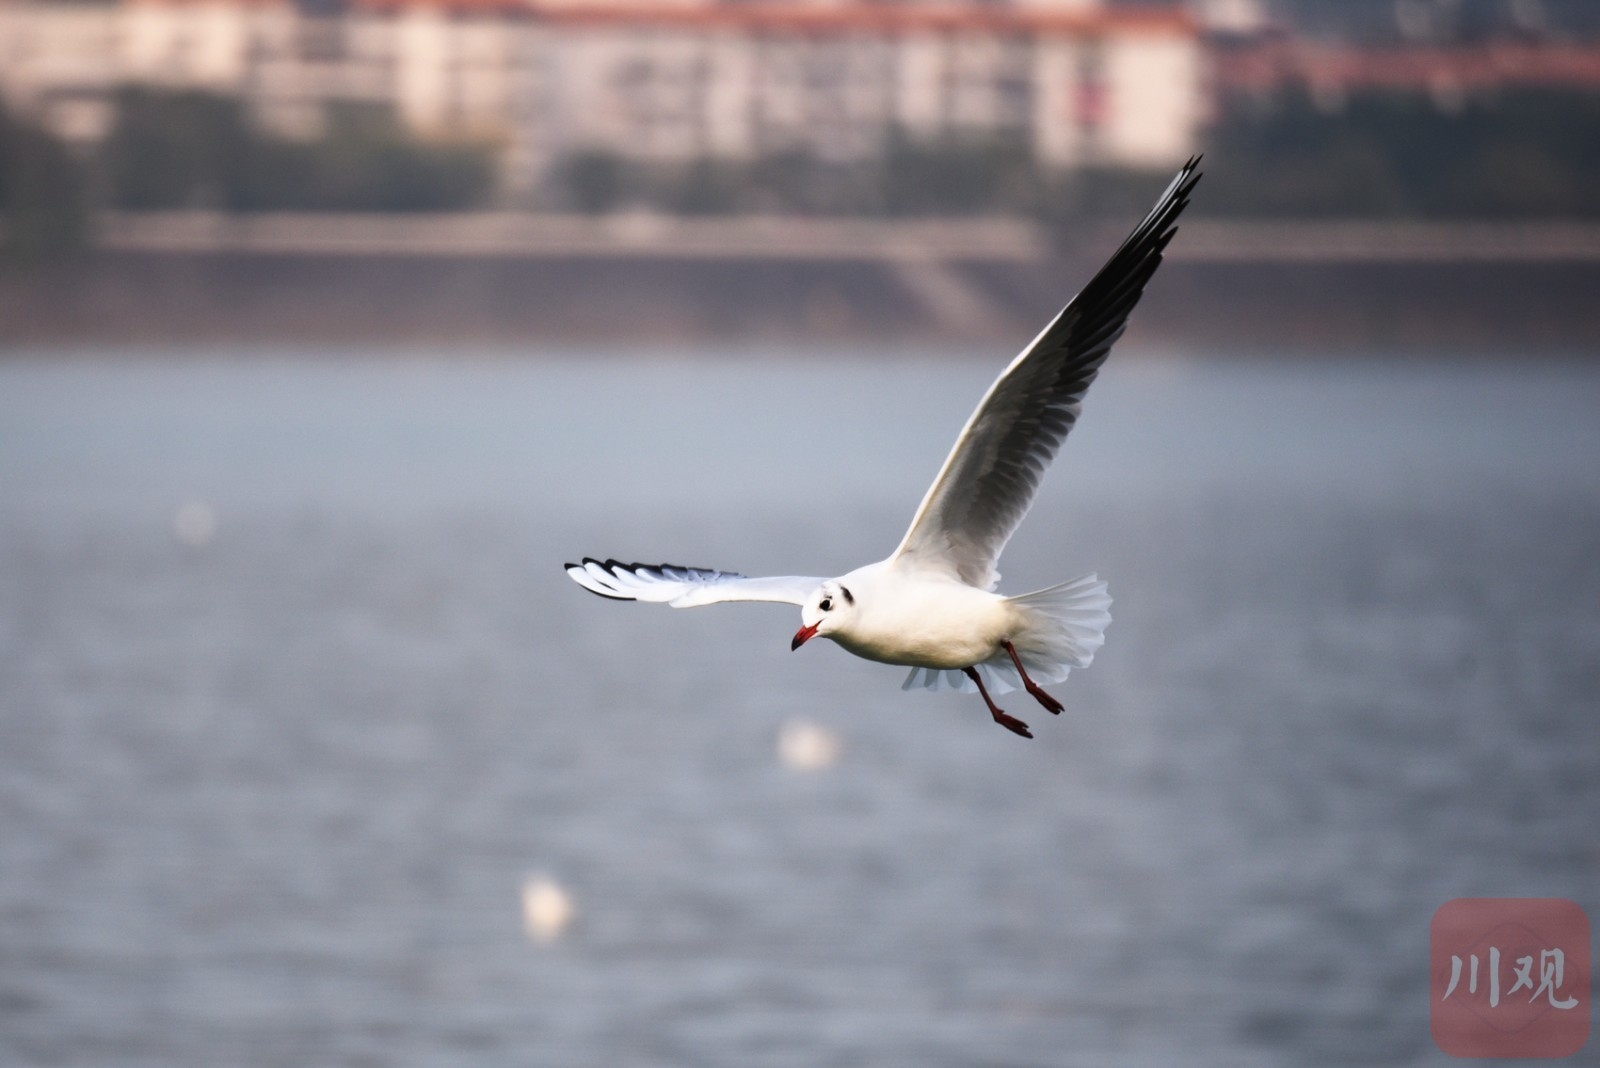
(5, 216), (1599, 353)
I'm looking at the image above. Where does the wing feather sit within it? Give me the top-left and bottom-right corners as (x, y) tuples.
(564, 558), (821, 608)
(888, 158), (1202, 588)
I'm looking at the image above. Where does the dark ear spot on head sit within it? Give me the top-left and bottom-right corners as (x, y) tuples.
(840, 585), (854, 605)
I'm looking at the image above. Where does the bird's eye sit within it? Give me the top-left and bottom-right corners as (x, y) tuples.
(819, 598), (833, 612)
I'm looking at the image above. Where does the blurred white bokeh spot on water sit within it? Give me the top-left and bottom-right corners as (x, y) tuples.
(777, 718), (842, 771)
(173, 500), (217, 548)
(521, 874), (576, 944)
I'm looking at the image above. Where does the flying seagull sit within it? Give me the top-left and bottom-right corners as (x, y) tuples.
(567, 159), (1201, 738)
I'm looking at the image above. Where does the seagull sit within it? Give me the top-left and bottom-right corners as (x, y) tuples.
(566, 159), (1201, 739)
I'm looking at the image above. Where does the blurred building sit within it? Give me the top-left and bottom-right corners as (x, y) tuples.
(0, 0), (1202, 200)
(1207, 0), (1600, 109)
(1214, 33), (1600, 111)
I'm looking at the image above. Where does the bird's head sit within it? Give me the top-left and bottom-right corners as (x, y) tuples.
(792, 580), (855, 651)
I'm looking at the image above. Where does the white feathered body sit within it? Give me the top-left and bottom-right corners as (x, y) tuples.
(826, 564), (1012, 669)
(825, 563), (1113, 696)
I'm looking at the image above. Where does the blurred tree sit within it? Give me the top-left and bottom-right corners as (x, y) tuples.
(0, 100), (90, 262)
(560, 150), (627, 214)
(668, 158), (743, 215)
(234, 104), (495, 211)
(608, 135), (1049, 218)
(1204, 88), (1600, 217)
(100, 89), (494, 212)
(83, 85), (1600, 222)
(100, 88), (250, 209)
(882, 132), (1039, 216)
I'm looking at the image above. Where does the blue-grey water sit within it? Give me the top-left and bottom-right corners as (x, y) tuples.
(2, 348), (1597, 1067)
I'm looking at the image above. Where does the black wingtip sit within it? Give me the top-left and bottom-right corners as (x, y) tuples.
(563, 557), (746, 602)
(1166, 157), (1204, 214)
(564, 557), (632, 601)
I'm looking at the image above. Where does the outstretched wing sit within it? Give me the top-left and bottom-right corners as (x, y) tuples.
(564, 558), (822, 608)
(889, 158), (1202, 589)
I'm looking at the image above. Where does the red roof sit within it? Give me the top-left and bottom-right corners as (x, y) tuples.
(347, 0), (1197, 36)
(1216, 39), (1600, 94)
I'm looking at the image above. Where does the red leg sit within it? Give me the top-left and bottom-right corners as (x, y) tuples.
(963, 666), (1033, 739)
(1004, 641), (1065, 715)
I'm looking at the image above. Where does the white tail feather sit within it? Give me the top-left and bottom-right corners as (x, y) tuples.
(901, 573), (1111, 695)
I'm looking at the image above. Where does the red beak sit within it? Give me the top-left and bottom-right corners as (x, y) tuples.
(791, 623), (819, 651)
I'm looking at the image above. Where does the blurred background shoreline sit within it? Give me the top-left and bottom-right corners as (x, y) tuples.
(6, 232), (1600, 349)
(6, 0), (1600, 353)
